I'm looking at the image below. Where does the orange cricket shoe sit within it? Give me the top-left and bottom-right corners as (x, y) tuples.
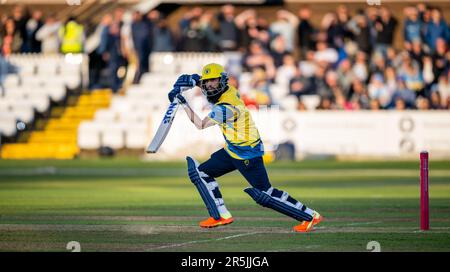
(293, 212), (323, 233)
(199, 216), (234, 228)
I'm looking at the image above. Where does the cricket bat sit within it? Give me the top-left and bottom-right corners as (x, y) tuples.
(145, 86), (192, 153)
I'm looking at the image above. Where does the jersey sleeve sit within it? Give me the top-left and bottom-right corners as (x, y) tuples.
(207, 104), (237, 124)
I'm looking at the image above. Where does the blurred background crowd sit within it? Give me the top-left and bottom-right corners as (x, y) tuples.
(1, 3), (449, 111)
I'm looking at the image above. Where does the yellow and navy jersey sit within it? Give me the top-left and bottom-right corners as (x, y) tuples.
(207, 85), (264, 160)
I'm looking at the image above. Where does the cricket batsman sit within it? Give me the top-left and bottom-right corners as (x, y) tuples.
(168, 63), (322, 232)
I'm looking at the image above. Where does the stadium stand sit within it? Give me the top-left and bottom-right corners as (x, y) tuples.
(1, 1), (449, 159)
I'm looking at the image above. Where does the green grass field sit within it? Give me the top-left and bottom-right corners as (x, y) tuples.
(1, 159), (450, 252)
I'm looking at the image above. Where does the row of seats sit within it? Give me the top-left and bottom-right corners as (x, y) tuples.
(0, 54), (84, 139)
(1, 89), (112, 159)
(7, 54), (83, 77)
(78, 121), (149, 149)
(0, 85), (66, 102)
(150, 52), (227, 74)
(3, 74), (81, 91)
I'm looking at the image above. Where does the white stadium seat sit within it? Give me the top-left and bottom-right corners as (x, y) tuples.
(94, 109), (118, 122)
(110, 97), (134, 113)
(124, 122), (149, 149)
(118, 111), (149, 124)
(77, 121), (103, 149)
(100, 123), (125, 149)
(0, 112), (17, 137)
(11, 107), (34, 123)
(0, 121), (17, 137)
(301, 95), (321, 111)
(0, 100), (12, 111)
(3, 74), (20, 88)
(270, 83), (289, 104)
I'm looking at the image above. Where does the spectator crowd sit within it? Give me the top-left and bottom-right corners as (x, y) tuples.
(1, 3), (449, 110)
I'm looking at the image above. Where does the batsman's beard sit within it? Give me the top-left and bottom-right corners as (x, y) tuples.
(205, 85), (228, 104)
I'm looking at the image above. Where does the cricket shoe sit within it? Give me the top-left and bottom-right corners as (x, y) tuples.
(293, 211), (323, 233)
(199, 217), (234, 228)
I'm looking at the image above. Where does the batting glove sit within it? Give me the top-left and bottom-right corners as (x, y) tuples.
(191, 74), (201, 86)
(168, 87), (181, 103)
(175, 93), (187, 104)
(174, 74), (196, 88)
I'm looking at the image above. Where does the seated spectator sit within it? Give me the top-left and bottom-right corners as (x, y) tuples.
(385, 66), (398, 94)
(270, 34), (289, 68)
(242, 40), (276, 80)
(311, 65), (331, 98)
(336, 58), (354, 97)
(314, 41), (338, 65)
(289, 67), (313, 98)
(349, 79), (371, 109)
(275, 53), (297, 87)
(297, 99), (307, 111)
(390, 77), (417, 109)
(370, 52), (387, 76)
(242, 68), (272, 107)
(386, 46), (399, 68)
(352, 51), (369, 82)
(422, 55), (435, 86)
(431, 38), (449, 83)
(368, 73), (392, 108)
(325, 70), (344, 97)
(399, 58), (424, 94)
(333, 92), (353, 110)
(394, 97), (407, 110)
(299, 50), (317, 78)
(416, 96), (430, 110)
(370, 99), (381, 111)
(429, 90), (445, 110)
(316, 96), (333, 110)
(433, 71), (450, 108)
(409, 40), (425, 69)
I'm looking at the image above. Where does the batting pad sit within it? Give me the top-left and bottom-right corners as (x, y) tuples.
(187, 156), (221, 220)
(244, 187), (313, 222)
